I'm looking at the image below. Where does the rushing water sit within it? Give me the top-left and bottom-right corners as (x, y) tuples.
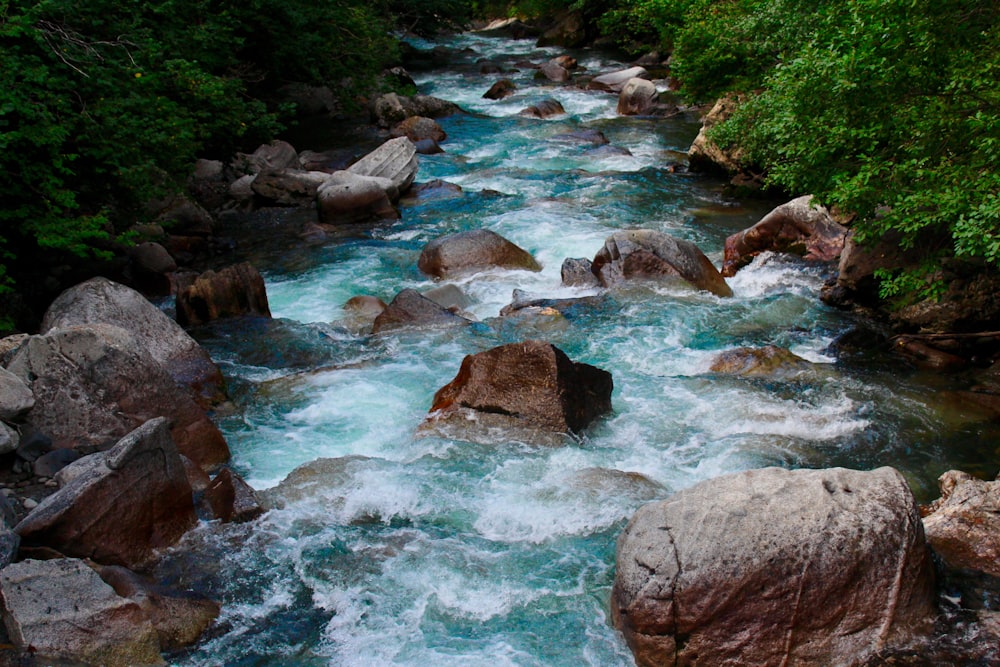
(162, 31), (1000, 666)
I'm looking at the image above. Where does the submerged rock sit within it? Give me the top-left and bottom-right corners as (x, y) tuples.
(423, 340), (613, 444)
(722, 195), (848, 276)
(612, 466), (935, 667)
(418, 229), (542, 279)
(922, 470), (1000, 577)
(371, 289), (471, 334)
(0, 558), (163, 666)
(176, 262), (271, 326)
(592, 229), (733, 297)
(42, 277), (227, 406)
(14, 418), (196, 568)
(709, 345), (813, 377)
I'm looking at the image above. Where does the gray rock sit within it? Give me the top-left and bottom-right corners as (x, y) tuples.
(7, 324), (229, 470)
(347, 136), (418, 193)
(250, 168), (331, 206)
(589, 66), (650, 93)
(371, 289), (471, 334)
(0, 333), (29, 366)
(538, 60), (570, 82)
(612, 466), (935, 667)
(560, 257), (599, 287)
(316, 171), (399, 224)
(423, 284), (471, 312)
(592, 229), (733, 297)
(234, 140), (302, 175)
(418, 229), (542, 279)
(0, 529), (18, 568)
(0, 422), (18, 455)
(41, 277), (227, 407)
(0, 366), (33, 421)
(616, 78), (658, 116)
(923, 470), (1000, 577)
(0, 558), (163, 666)
(15, 418), (197, 568)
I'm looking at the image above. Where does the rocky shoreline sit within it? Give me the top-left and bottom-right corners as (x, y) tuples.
(0, 32), (998, 666)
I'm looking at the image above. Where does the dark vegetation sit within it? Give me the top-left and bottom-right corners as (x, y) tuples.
(1, 0), (998, 328)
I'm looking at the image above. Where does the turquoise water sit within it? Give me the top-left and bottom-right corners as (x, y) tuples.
(163, 32), (999, 666)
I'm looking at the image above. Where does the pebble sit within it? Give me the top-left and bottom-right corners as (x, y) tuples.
(22, 498), (38, 510)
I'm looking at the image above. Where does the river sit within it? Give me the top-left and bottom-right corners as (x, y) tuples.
(160, 30), (998, 666)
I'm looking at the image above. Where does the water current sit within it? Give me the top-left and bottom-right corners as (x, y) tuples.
(162, 31), (1000, 666)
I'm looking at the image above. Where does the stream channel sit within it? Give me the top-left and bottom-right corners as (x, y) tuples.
(160, 30), (999, 666)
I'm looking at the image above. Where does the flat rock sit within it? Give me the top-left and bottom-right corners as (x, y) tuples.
(0, 558), (163, 666)
(589, 66), (650, 93)
(613, 466), (936, 667)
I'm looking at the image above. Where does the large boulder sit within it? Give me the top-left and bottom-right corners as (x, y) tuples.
(538, 60), (570, 83)
(617, 78), (658, 116)
(922, 470), (1000, 577)
(390, 116), (446, 143)
(371, 289), (471, 334)
(0, 558), (163, 666)
(15, 418), (197, 568)
(418, 229), (542, 279)
(176, 263), (271, 326)
(424, 340), (613, 443)
(347, 136), (418, 193)
(722, 195), (849, 276)
(592, 229), (733, 297)
(483, 79), (516, 100)
(612, 466), (936, 667)
(6, 324), (230, 469)
(0, 366), (33, 421)
(250, 168), (330, 206)
(688, 93), (743, 175)
(317, 171), (399, 224)
(589, 66), (650, 93)
(41, 277), (226, 406)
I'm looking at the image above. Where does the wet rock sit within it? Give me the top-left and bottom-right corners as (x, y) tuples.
(424, 340), (613, 443)
(176, 263), (271, 326)
(250, 168), (330, 206)
(589, 144), (633, 158)
(7, 324), (230, 470)
(617, 78), (658, 116)
(709, 345), (813, 377)
(14, 432), (51, 472)
(262, 455), (371, 509)
(519, 98), (566, 119)
(483, 79), (516, 100)
(347, 136), (418, 193)
(14, 418), (196, 568)
(592, 229), (733, 297)
(42, 277), (226, 406)
(922, 471), (1000, 577)
(98, 565), (220, 652)
(589, 66), (650, 93)
(612, 466), (935, 667)
(418, 229), (542, 279)
(203, 468), (264, 523)
(0, 558), (163, 666)
(344, 295), (388, 318)
(892, 336), (968, 371)
(0, 366), (34, 421)
(538, 60), (570, 83)
(233, 140), (302, 175)
(722, 195), (849, 276)
(688, 93), (744, 175)
(414, 138), (445, 155)
(406, 179), (462, 201)
(317, 171), (399, 224)
(371, 289), (471, 334)
(552, 129), (609, 146)
(422, 284), (471, 312)
(561, 257), (600, 287)
(391, 116), (446, 143)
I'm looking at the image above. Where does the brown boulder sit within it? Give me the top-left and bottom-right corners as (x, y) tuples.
(371, 289), (471, 334)
(391, 116), (447, 143)
(722, 195), (849, 276)
(42, 277), (227, 407)
(203, 467), (265, 523)
(14, 418), (196, 568)
(709, 345), (813, 377)
(176, 262), (271, 326)
(425, 340), (613, 443)
(519, 98), (566, 119)
(0, 558), (163, 666)
(418, 229), (542, 279)
(6, 324), (230, 469)
(616, 78), (657, 116)
(592, 229), (733, 297)
(483, 79), (517, 100)
(613, 466), (936, 667)
(922, 470), (1000, 577)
